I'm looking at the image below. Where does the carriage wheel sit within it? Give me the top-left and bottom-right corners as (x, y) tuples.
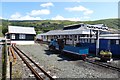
(82, 54), (87, 61)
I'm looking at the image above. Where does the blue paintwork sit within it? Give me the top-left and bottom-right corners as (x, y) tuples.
(99, 39), (109, 51)
(55, 43), (88, 55)
(109, 44), (120, 56)
(78, 43), (96, 53)
(63, 45), (88, 55)
(99, 39), (120, 56)
(52, 39), (120, 56)
(77, 39), (120, 56)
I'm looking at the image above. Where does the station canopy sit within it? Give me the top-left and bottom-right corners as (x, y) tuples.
(39, 23), (110, 36)
(40, 28), (95, 36)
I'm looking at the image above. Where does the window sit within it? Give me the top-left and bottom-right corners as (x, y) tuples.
(43, 36), (46, 39)
(85, 39), (88, 43)
(110, 40), (116, 44)
(63, 25), (81, 30)
(11, 34), (15, 39)
(91, 39), (95, 43)
(110, 40), (120, 45)
(82, 39), (84, 43)
(19, 34), (25, 39)
(119, 40), (120, 45)
(116, 40), (119, 45)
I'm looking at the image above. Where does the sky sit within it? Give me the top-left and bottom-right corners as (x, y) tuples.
(0, 0), (119, 21)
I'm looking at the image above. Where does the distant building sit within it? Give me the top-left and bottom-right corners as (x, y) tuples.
(6, 26), (36, 45)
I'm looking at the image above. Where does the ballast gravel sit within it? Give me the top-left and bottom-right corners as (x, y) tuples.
(17, 43), (119, 78)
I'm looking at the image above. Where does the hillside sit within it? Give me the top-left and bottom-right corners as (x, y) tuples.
(83, 18), (120, 29)
(1, 18), (120, 36)
(0, 26), (3, 37)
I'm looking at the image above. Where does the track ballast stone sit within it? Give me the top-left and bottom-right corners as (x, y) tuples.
(17, 44), (119, 78)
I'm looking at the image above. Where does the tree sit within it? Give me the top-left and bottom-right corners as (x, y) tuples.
(2, 26), (8, 36)
(2, 20), (9, 36)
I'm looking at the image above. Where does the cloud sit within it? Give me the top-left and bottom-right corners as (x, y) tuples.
(83, 16), (90, 19)
(0, 16), (7, 20)
(84, 10), (93, 15)
(28, 9), (50, 16)
(0, 16), (3, 19)
(10, 9), (50, 20)
(18, 15), (41, 20)
(40, 2), (54, 7)
(52, 15), (81, 21)
(10, 12), (21, 19)
(65, 5), (86, 12)
(65, 5), (93, 15)
(10, 12), (41, 20)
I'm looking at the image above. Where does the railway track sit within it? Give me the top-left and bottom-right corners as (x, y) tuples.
(12, 44), (55, 80)
(86, 58), (120, 72)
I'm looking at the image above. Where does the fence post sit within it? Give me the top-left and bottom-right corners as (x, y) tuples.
(10, 62), (12, 80)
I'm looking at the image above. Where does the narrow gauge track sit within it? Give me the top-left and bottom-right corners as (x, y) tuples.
(12, 44), (54, 80)
(85, 58), (120, 72)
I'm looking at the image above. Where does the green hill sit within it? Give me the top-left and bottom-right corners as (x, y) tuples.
(1, 18), (120, 35)
(83, 18), (120, 29)
(0, 26), (3, 37)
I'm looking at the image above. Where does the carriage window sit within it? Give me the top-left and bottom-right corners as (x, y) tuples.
(82, 39), (85, 43)
(82, 39), (84, 43)
(110, 40), (116, 44)
(85, 39), (87, 43)
(91, 39), (93, 43)
(91, 39), (95, 43)
(119, 40), (120, 45)
(75, 35), (77, 38)
(116, 40), (119, 45)
(87, 39), (90, 43)
(75, 35), (77, 41)
(80, 39), (82, 43)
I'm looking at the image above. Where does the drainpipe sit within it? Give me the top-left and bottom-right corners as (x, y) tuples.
(96, 30), (100, 56)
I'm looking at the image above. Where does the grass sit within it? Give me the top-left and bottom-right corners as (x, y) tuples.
(0, 26), (3, 37)
(2, 45), (7, 80)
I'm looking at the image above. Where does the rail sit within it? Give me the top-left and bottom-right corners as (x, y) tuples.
(9, 46), (16, 62)
(12, 44), (54, 80)
(85, 58), (120, 72)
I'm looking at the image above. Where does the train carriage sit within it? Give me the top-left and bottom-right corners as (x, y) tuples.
(36, 23), (120, 57)
(99, 34), (120, 56)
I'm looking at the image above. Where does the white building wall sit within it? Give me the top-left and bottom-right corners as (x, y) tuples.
(11, 41), (35, 45)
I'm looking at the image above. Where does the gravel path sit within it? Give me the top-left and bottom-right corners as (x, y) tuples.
(17, 43), (119, 78)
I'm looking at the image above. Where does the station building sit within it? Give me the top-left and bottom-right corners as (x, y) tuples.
(6, 26), (36, 45)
